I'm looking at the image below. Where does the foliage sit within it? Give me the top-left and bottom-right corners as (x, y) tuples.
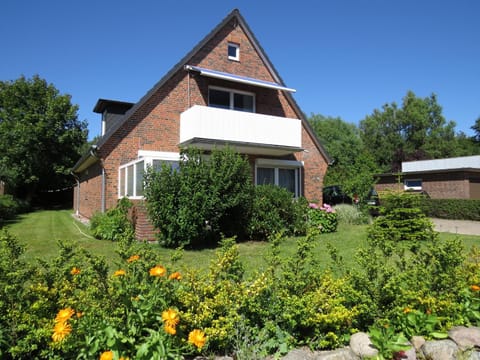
(144, 147), (254, 248)
(0, 195), (21, 222)
(359, 91), (468, 172)
(307, 203), (338, 233)
(90, 198), (134, 242)
(308, 114), (379, 201)
(333, 204), (371, 225)
(349, 191), (469, 334)
(370, 192), (435, 243)
(421, 198), (480, 221)
(3, 203), (480, 358)
(472, 116), (480, 143)
(0, 75), (87, 201)
(368, 324), (410, 360)
(247, 185), (307, 240)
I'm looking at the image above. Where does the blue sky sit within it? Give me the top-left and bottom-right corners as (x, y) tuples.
(2, 0), (479, 140)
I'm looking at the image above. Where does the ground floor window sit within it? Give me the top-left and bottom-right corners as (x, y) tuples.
(118, 151), (180, 199)
(404, 179), (422, 191)
(255, 158), (302, 197)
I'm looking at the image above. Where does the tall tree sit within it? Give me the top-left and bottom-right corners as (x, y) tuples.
(360, 91), (459, 172)
(472, 116), (480, 143)
(309, 114), (378, 200)
(0, 75), (87, 200)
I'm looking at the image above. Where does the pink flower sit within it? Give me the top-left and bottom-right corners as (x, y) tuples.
(309, 203), (319, 209)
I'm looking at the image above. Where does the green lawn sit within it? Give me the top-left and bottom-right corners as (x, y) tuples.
(4, 209), (480, 276)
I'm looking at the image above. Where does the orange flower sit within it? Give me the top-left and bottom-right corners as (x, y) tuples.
(188, 329), (207, 349)
(149, 265), (167, 277)
(99, 350), (114, 360)
(52, 321), (72, 342)
(55, 307), (75, 323)
(114, 269), (126, 277)
(127, 254), (140, 263)
(169, 271), (182, 280)
(70, 267), (81, 275)
(164, 323), (177, 335)
(76, 311), (83, 318)
(471, 284), (480, 292)
(162, 308), (180, 326)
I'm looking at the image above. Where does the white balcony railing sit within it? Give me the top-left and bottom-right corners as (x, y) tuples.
(179, 105), (302, 156)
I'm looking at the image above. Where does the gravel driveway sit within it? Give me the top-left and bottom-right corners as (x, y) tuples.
(431, 218), (480, 236)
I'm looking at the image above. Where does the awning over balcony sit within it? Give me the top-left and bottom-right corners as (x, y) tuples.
(184, 65), (296, 93)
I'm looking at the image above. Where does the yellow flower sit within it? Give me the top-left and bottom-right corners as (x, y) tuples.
(471, 284), (480, 291)
(188, 329), (207, 349)
(70, 267), (81, 275)
(162, 308), (180, 326)
(127, 254), (140, 263)
(114, 269), (126, 277)
(99, 350), (114, 360)
(169, 271), (182, 280)
(55, 307), (75, 323)
(149, 265), (167, 277)
(164, 322), (177, 335)
(403, 307), (412, 314)
(52, 321), (72, 342)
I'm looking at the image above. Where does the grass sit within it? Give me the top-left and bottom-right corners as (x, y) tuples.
(3, 209), (480, 276)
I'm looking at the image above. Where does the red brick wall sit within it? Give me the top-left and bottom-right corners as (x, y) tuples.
(376, 171), (478, 199)
(75, 162), (103, 218)
(77, 16), (329, 239)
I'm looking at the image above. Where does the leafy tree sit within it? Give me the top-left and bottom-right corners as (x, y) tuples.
(309, 114), (378, 201)
(0, 75), (87, 201)
(359, 91), (461, 172)
(472, 116), (480, 143)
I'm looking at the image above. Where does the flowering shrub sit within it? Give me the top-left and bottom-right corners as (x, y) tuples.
(307, 203), (338, 233)
(2, 206), (480, 359)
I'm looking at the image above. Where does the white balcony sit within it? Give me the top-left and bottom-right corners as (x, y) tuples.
(179, 105), (303, 156)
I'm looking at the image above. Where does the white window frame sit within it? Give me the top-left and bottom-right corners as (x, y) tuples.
(228, 42), (240, 61)
(118, 151), (180, 199)
(255, 158), (303, 198)
(208, 86), (255, 113)
(404, 179), (422, 191)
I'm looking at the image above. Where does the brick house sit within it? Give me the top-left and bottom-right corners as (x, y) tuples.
(375, 155), (480, 199)
(72, 9), (331, 240)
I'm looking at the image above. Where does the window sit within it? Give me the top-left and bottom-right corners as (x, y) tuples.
(255, 159), (302, 197)
(209, 87), (254, 112)
(404, 179), (422, 191)
(119, 152), (179, 198)
(228, 42), (239, 61)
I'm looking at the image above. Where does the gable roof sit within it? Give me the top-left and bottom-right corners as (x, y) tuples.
(73, 9), (330, 172)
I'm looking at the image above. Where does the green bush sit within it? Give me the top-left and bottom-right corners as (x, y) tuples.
(247, 185), (307, 241)
(334, 204), (370, 225)
(144, 147), (254, 248)
(0, 195), (21, 221)
(307, 203), (338, 233)
(90, 197), (134, 242)
(421, 198), (480, 221)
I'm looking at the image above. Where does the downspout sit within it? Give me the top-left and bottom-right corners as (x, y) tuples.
(101, 162), (106, 213)
(71, 172), (80, 216)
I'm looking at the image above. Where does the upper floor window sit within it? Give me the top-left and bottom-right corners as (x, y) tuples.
(228, 42), (239, 61)
(209, 87), (254, 113)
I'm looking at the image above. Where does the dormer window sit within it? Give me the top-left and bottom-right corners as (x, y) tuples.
(228, 42), (239, 61)
(209, 86), (254, 112)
